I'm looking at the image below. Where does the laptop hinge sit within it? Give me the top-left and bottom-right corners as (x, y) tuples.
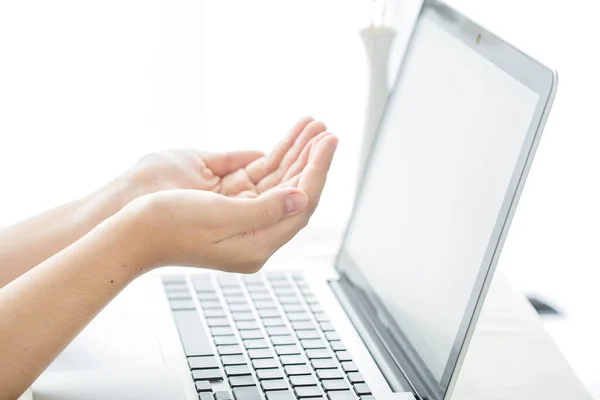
(330, 274), (440, 400)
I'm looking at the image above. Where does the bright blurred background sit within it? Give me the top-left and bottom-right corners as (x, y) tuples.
(0, 0), (598, 397)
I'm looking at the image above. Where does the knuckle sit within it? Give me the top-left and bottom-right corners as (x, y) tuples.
(258, 208), (274, 228)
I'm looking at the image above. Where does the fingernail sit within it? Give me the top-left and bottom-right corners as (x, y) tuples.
(285, 192), (308, 214)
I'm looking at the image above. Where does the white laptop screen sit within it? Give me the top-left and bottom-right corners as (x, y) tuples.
(340, 5), (541, 389)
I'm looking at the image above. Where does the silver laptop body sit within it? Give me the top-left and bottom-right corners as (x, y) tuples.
(33, 1), (557, 399)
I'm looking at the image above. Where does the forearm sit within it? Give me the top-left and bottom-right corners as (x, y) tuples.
(0, 211), (144, 400)
(0, 178), (134, 288)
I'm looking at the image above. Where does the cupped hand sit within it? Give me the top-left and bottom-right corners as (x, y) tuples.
(122, 117), (327, 200)
(124, 132), (338, 274)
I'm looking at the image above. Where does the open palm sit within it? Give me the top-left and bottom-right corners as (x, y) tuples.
(127, 117), (330, 200)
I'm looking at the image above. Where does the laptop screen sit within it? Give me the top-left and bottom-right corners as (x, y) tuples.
(338, 3), (549, 397)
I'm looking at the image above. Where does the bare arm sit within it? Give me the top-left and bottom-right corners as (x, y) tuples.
(0, 211), (139, 400)
(0, 132), (337, 400)
(0, 181), (130, 288)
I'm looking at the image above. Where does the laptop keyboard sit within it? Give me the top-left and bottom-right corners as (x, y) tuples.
(163, 272), (373, 400)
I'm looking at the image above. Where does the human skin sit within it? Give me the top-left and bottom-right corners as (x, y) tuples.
(0, 117), (338, 399)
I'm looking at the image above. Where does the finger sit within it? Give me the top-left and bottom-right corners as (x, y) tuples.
(281, 130), (329, 182)
(255, 120), (327, 193)
(217, 187), (309, 236)
(201, 150), (265, 177)
(255, 134), (338, 245)
(245, 116), (314, 184)
(236, 190), (259, 198)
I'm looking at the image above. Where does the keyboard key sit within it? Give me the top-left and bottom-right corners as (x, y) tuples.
(309, 304), (323, 313)
(215, 391), (234, 400)
(167, 292), (192, 301)
(221, 289), (244, 297)
(198, 293), (220, 301)
(311, 359), (337, 369)
(232, 312), (255, 321)
(225, 365), (252, 376)
(254, 300), (277, 309)
(289, 375), (318, 387)
(304, 295), (318, 304)
(336, 351), (352, 362)
(291, 321), (315, 331)
(320, 322), (334, 331)
(192, 277), (213, 291)
(211, 327), (235, 336)
(189, 356), (219, 369)
(287, 313), (310, 322)
(275, 345), (300, 355)
(240, 330), (263, 340)
(252, 358), (279, 369)
(360, 396), (376, 400)
(314, 313), (329, 322)
(262, 318), (286, 327)
(265, 390), (296, 400)
(221, 355), (247, 366)
(324, 332), (340, 341)
(201, 300), (223, 310)
(250, 292), (272, 300)
(353, 384), (372, 395)
(305, 349), (331, 359)
(204, 308), (226, 318)
(207, 318), (231, 327)
(316, 369), (344, 380)
(257, 368), (283, 380)
(322, 379), (349, 391)
(278, 296), (300, 305)
(301, 339), (326, 349)
(274, 288), (296, 296)
(294, 386), (323, 398)
(192, 368), (224, 381)
(282, 304), (304, 313)
(296, 330), (320, 340)
(226, 297), (248, 305)
(218, 345), (242, 356)
(341, 361), (358, 373)
(267, 327), (290, 336)
(244, 339), (269, 349)
(217, 275), (239, 286)
(230, 304), (252, 312)
(327, 390), (354, 400)
(229, 375), (256, 387)
(248, 348), (274, 359)
(172, 310), (213, 356)
(284, 365), (312, 375)
(232, 386), (262, 400)
(214, 336), (238, 346)
(330, 341), (346, 351)
(258, 309), (281, 318)
(268, 273), (288, 281)
(347, 373), (365, 383)
(170, 299), (196, 310)
(236, 320), (260, 330)
(279, 355), (306, 365)
(270, 335), (295, 346)
(195, 380), (212, 392)
(163, 275), (186, 284)
(200, 392), (215, 400)
(261, 379), (289, 391)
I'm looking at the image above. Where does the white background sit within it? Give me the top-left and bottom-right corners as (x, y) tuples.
(0, 0), (598, 397)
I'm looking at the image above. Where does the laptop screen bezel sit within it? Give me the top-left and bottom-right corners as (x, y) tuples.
(334, 1), (557, 398)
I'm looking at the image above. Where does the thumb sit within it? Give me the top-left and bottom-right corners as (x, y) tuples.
(222, 188), (308, 234)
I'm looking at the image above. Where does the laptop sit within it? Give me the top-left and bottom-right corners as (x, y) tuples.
(32, 1), (557, 399)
